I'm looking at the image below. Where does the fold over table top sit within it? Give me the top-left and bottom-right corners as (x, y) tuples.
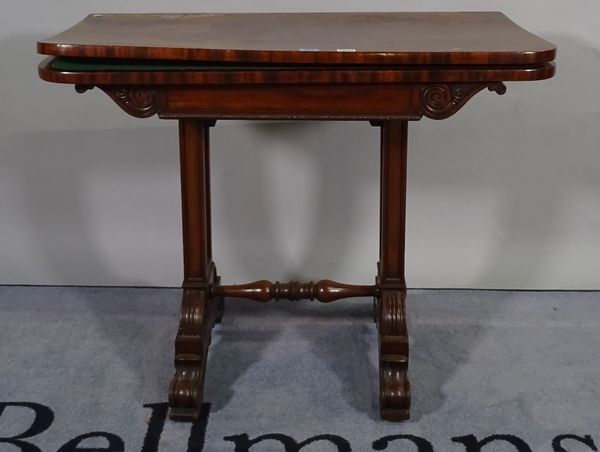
(38, 12), (555, 66)
(38, 12), (556, 87)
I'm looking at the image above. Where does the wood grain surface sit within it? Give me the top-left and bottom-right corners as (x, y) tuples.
(38, 12), (556, 65)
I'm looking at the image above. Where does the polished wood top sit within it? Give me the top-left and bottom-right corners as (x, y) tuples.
(38, 12), (555, 66)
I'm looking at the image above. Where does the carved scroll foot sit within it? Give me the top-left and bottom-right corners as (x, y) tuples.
(168, 289), (221, 421)
(377, 289), (411, 421)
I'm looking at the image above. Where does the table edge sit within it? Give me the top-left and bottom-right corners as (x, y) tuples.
(38, 57), (556, 85)
(37, 41), (557, 67)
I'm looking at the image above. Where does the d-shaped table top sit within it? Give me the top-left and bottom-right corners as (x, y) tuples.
(38, 12), (556, 66)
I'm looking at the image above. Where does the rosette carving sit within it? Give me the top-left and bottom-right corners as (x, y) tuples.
(421, 82), (506, 119)
(100, 87), (164, 118)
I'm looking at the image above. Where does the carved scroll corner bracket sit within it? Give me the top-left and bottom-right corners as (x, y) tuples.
(421, 82), (507, 120)
(75, 85), (164, 118)
(102, 87), (164, 118)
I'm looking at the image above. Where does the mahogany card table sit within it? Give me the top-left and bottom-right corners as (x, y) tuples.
(38, 12), (556, 422)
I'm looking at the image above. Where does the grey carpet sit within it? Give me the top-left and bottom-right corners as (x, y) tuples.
(0, 286), (599, 451)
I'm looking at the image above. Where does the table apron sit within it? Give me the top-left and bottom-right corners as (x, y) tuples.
(159, 84), (422, 120)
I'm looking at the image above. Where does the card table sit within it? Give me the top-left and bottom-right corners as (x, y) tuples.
(38, 12), (556, 421)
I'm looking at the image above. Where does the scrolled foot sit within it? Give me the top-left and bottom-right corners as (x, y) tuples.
(377, 289), (411, 421)
(168, 289), (220, 421)
(169, 365), (205, 421)
(380, 355), (411, 421)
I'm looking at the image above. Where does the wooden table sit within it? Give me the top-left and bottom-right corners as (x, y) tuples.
(38, 12), (556, 422)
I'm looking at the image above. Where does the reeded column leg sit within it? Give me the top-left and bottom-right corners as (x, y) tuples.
(376, 120), (411, 421)
(169, 119), (222, 421)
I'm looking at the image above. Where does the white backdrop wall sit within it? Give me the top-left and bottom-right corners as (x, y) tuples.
(1, 1), (599, 289)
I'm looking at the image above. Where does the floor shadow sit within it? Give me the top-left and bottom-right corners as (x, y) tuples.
(301, 300), (380, 419)
(68, 286), (182, 401)
(206, 298), (376, 413)
(204, 318), (281, 412)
